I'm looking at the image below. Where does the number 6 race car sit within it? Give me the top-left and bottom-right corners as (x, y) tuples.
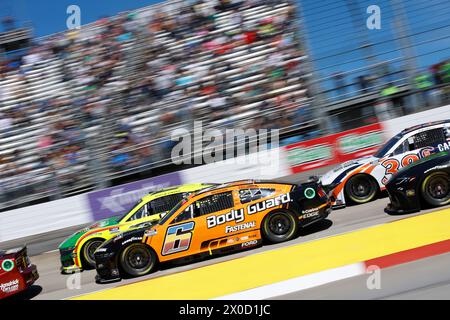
(385, 150), (450, 214)
(320, 120), (450, 208)
(94, 179), (332, 283)
(58, 183), (212, 274)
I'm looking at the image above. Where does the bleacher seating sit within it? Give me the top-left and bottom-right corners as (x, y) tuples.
(0, 0), (315, 209)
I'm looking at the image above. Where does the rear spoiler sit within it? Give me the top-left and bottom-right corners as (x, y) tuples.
(0, 246), (27, 258)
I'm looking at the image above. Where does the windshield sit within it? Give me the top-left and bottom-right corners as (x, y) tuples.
(159, 198), (188, 225)
(373, 133), (402, 158)
(117, 199), (143, 222)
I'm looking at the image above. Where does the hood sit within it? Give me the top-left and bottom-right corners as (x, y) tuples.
(320, 156), (378, 185)
(59, 216), (121, 249)
(101, 225), (157, 250)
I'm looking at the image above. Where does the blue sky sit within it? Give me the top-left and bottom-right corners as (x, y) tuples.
(1, 0), (448, 83)
(0, 0), (156, 36)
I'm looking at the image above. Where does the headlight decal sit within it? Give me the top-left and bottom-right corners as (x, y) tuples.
(2, 259), (15, 272)
(304, 188), (316, 199)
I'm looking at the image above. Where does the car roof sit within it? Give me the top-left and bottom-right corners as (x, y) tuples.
(194, 179), (292, 196)
(401, 119), (450, 135)
(141, 183), (213, 202)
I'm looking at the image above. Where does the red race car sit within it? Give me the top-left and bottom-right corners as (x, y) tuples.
(0, 246), (39, 299)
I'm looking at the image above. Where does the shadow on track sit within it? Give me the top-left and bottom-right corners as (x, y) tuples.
(3, 285), (43, 300)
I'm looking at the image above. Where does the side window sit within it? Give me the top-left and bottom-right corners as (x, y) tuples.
(127, 203), (151, 221)
(171, 205), (193, 224)
(150, 193), (186, 215)
(239, 188), (275, 204)
(411, 128), (446, 150)
(393, 140), (409, 156)
(193, 192), (234, 217)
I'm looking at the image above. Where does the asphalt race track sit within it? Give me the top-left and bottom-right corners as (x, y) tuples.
(275, 252), (450, 300)
(2, 170), (450, 300)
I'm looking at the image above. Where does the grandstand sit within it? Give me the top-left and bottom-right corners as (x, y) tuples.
(0, 0), (318, 210)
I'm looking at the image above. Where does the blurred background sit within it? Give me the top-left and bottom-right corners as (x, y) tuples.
(0, 0), (449, 211)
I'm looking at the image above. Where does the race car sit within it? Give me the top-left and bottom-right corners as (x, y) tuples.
(384, 150), (450, 214)
(321, 120), (450, 208)
(0, 246), (39, 299)
(58, 183), (212, 274)
(94, 179), (332, 283)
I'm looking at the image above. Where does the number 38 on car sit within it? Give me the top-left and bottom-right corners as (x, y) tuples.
(94, 180), (332, 283)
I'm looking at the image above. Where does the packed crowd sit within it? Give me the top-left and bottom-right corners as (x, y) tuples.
(0, 0), (314, 206)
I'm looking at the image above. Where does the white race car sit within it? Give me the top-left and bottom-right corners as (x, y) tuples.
(320, 120), (450, 208)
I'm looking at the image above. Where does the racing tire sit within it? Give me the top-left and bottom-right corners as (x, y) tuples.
(345, 174), (378, 204)
(421, 172), (450, 207)
(82, 238), (104, 269)
(119, 244), (157, 277)
(261, 210), (298, 244)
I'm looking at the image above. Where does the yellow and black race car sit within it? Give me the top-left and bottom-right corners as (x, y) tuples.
(58, 183), (213, 273)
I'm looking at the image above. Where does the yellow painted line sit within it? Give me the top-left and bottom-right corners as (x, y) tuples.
(74, 208), (450, 300)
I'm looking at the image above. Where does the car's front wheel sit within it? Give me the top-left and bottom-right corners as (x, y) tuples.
(345, 174), (378, 204)
(82, 239), (104, 269)
(421, 172), (450, 207)
(119, 244), (157, 277)
(261, 210), (298, 244)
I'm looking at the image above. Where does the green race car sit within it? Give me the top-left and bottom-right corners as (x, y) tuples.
(58, 183), (212, 274)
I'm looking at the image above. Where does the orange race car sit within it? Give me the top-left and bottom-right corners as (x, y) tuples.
(94, 180), (333, 283)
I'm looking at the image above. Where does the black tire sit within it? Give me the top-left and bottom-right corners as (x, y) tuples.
(119, 244), (157, 277)
(82, 238), (104, 269)
(345, 174), (378, 204)
(261, 210), (298, 244)
(421, 172), (450, 207)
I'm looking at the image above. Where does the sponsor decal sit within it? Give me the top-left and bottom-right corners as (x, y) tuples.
(287, 144), (334, 165)
(437, 142), (450, 152)
(241, 240), (258, 248)
(121, 236), (143, 246)
(304, 188), (316, 199)
(1, 259), (14, 272)
(207, 209), (245, 229)
(302, 208), (319, 214)
(338, 131), (384, 154)
(144, 229), (158, 237)
(109, 227), (120, 234)
(226, 238), (237, 244)
(285, 123), (384, 173)
(0, 279), (19, 293)
(247, 193), (291, 214)
(225, 221), (256, 233)
(302, 211), (319, 219)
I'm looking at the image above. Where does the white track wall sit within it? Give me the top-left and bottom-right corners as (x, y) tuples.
(0, 194), (91, 243)
(383, 105), (450, 138)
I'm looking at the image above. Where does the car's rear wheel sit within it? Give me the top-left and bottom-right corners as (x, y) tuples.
(261, 210), (298, 244)
(82, 239), (104, 269)
(345, 174), (378, 204)
(421, 172), (450, 207)
(120, 244), (156, 277)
